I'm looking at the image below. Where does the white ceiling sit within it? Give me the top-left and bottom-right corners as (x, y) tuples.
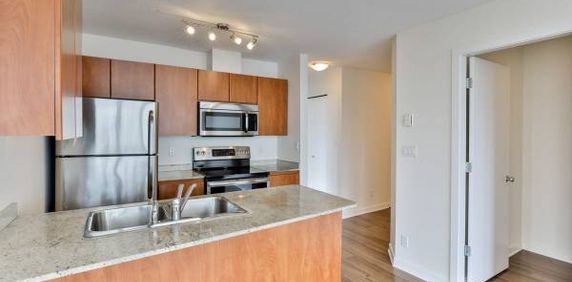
(83, 0), (492, 72)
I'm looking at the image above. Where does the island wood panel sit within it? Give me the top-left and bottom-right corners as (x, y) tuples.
(230, 74), (258, 104)
(258, 77), (288, 136)
(82, 56), (110, 98)
(155, 65), (198, 136)
(111, 60), (155, 100)
(157, 179), (204, 200)
(0, 0), (56, 135)
(54, 212), (342, 282)
(198, 70), (229, 102)
(270, 170), (300, 187)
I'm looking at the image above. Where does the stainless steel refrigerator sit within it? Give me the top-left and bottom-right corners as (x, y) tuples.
(55, 98), (158, 211)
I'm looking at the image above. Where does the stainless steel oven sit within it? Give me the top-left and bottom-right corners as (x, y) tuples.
(199, 102), (259, 136)
(206, 177), (269, 194)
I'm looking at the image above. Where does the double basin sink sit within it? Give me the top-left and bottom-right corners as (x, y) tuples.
(84, 196), (246, 238)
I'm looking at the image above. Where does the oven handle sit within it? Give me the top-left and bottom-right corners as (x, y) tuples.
(207, 177), (269, 188)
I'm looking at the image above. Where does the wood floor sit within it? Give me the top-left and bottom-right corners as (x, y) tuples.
(342, 209), (422, 282)
(490, 250), (572, 282)
(342, 210), (572, 282)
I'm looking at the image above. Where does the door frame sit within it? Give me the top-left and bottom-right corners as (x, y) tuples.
(448, 31), (572, 282)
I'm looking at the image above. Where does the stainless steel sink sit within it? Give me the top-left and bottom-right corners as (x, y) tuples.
(84, 196), (246, 238)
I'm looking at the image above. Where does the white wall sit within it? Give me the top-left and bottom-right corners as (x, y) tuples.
(82, 33), (297, 165)
(305, 66), (392, 217)
(479, 48), (524, 255)
(277, 57), (302, 162)
(521, 36), (572, 263)
(340, 68), (393, 217)
(394, 0), (572, 280)
(0, 137), (51, 215)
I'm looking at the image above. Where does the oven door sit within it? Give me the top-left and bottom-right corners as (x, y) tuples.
(200, 109), (248, 136)
(206, 177), (269, 194)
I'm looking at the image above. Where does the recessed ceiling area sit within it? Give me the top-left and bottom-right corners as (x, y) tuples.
(83, 0), (493, 72)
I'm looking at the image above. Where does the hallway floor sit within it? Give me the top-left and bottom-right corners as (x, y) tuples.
(341, 210), (572, 282)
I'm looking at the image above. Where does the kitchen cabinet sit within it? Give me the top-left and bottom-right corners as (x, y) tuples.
(258, 77), (288, 135)
(0, 0), (82, 139)
(198, 70), (229, 102)
(230, 74), (258, 104)
(155, 65), (198, 136)
(111, 60), (155, 100)
(158, 179), (204, 200)
(269, 171), (299, 187)
(82, 56), (110, 98)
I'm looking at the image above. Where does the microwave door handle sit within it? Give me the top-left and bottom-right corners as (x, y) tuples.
(244, 113), (249, 133)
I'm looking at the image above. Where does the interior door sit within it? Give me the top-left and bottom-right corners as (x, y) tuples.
(306, 96), (332, 193)
(467, 57), (511, 282)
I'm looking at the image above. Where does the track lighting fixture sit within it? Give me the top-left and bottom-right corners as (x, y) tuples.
(208, 31), (216, 41)
(180, 18), (259, 50)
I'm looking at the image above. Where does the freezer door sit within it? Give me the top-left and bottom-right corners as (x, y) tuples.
(55, 156), (155, 211)
(56, 98), (157, 156)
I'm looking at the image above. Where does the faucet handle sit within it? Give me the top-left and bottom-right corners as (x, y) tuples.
(176, 183), (185, 199)
(180, 184), (197, 212)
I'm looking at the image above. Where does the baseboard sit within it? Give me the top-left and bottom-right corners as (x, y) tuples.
(388, 243), (395, 266)
(342, 202), (391, 219)
(0, 203), (18, 232)
(522, 247), (572, 264)
(393, 257), (447, 282)
(509, 245), (522, 257)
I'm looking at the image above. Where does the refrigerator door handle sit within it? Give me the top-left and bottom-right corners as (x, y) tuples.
(147, 110), (157, 201)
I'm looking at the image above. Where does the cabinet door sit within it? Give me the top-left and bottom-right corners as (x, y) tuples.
(82, 56), (110, 98)
(155, 65), (198, 136)
(0, 0), (56, 135)
(258, 77), (288, 135)
(230, 74), (257, 104)
(158, 179), (204, 200)
(198, 70), (229, 102)
(111, 60), (155, 100)
(269, 171), (299, 187)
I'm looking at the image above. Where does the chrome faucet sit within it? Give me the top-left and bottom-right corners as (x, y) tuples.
(171, 184), (196, 221)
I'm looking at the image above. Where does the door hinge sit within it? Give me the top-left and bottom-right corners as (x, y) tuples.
(464, 245), (472, 257)
(466, 77), (473, 89)
(465, 162), (473, 173)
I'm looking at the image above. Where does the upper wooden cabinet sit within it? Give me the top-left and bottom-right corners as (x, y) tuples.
(230, 74), (258, 104)
(111, 60), (155, 100)
(258, 77), (288, 135)
(155, 65), (198, 136)
(82, 56), (110, 98)
(198, 70), (229, 102)
(0, 0), (82, 139)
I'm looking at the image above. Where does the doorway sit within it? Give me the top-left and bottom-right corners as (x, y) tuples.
(460, 35), (572, 281)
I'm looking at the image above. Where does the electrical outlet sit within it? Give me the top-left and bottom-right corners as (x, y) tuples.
(400, 234), (409, 248)
(401, 145), (417, 158)
(169, 147), (175, 157)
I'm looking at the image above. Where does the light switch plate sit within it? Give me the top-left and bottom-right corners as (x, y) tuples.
(402, 113), (414, 127)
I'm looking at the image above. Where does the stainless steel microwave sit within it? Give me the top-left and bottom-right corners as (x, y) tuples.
(199, 102), (259, 136)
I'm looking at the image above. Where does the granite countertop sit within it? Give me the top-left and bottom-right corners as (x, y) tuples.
(158, 164), (204, 182)
(250, 159), (299, 173)
(0, 186), (354, 282)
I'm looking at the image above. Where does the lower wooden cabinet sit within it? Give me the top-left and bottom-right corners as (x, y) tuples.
(157, 179), (204, 200)
(269, 170), (300, 187)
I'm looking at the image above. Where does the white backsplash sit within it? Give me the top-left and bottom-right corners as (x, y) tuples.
(158, 136), (279, 165)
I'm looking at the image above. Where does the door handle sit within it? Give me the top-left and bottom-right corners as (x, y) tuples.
(505, 175), (515, 183)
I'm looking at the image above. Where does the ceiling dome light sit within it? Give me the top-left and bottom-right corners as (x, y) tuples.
(309, 61), (330, 72)
(231, 34), (242, 45)
(185, 25), (195, 35)
(246, 37), (258, 50)
(208, 31), (216, 41)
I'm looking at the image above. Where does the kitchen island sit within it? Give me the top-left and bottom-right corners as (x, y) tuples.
(0, 186), (354, 281)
